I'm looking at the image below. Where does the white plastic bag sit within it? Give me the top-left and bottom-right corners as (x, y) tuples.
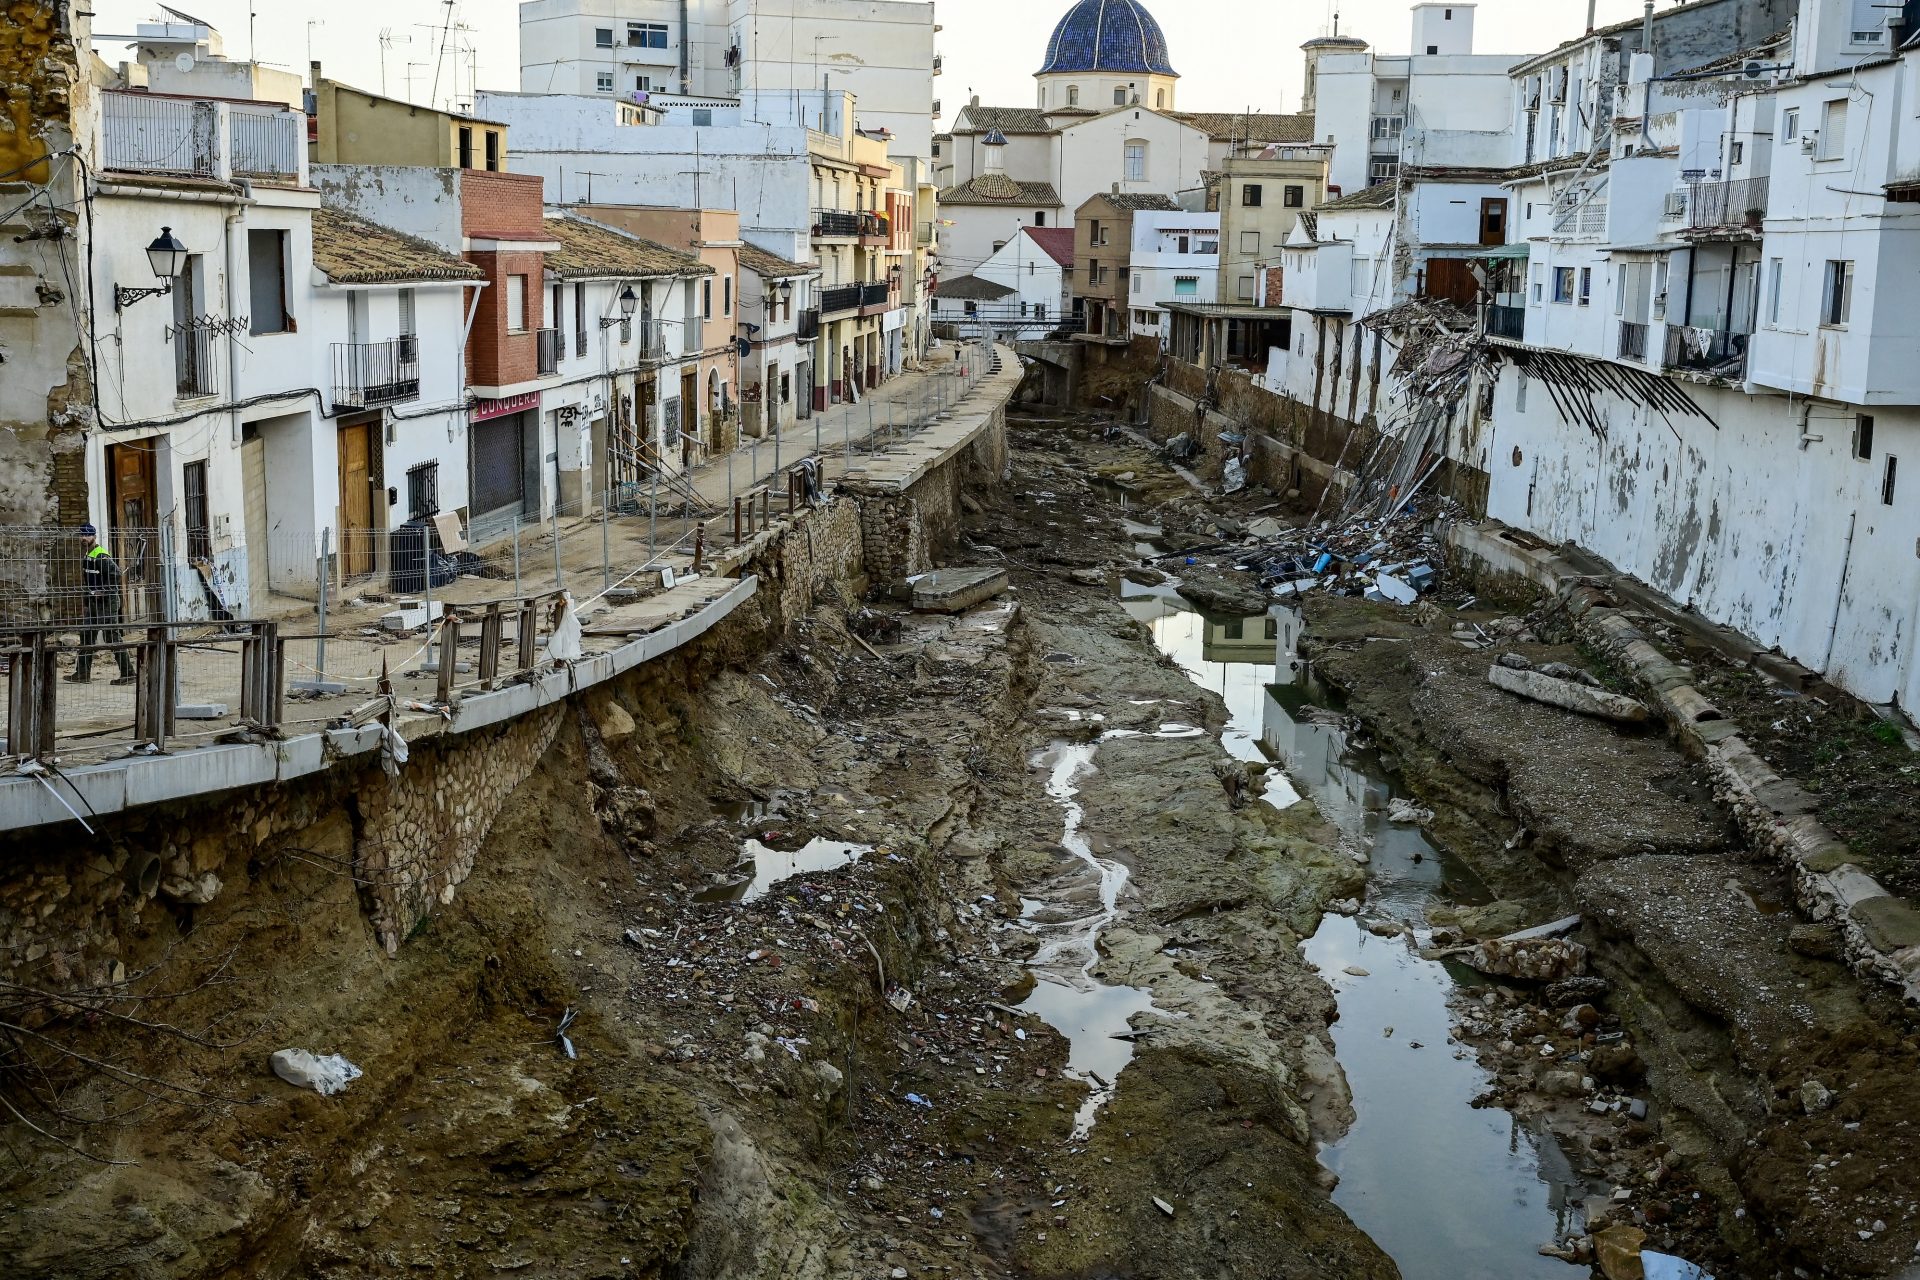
(1642, 1254), (1714, 1280)
(545, 592), (584, 664)
(270, 1048), (363, 1096)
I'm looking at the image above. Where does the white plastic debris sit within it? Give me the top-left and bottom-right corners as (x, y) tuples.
(1641, 1253), (1714, 1280)
(378, 721), (410, 778)
(270, 1048), (363, 1096)
(545, 592), (584, 663)
(1372, 571), (1418, 605)
(1386, 797), (1434, 825)
(1152, 1196), (1175, 1217)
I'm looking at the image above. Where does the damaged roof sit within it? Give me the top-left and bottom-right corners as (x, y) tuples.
(312, 208), (485, 285)
(1317, 183), (1397, 212)
(543, 217), (711, 280)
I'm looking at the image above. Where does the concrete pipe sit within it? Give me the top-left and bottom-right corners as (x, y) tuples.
(124, 849), (162, 901)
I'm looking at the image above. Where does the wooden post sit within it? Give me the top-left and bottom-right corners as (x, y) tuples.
(134, 625), (167, 748)
(436, 613), (460, 704)
(516, 599), (539, 674)
(479, 602), (504, 689)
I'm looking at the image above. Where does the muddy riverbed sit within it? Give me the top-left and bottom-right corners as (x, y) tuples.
(9, 412), (1920, 1280)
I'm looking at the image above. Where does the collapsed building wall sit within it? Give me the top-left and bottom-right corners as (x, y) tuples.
(0, 1), (94, 546)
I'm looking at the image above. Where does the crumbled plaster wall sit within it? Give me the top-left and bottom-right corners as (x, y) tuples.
(0, 1), (92, 532)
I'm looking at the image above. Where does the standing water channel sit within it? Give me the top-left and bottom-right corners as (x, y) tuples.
(1108, 578), (1588, 1280)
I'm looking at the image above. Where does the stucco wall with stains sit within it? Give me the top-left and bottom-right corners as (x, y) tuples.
(1485, 366), (1920, 713)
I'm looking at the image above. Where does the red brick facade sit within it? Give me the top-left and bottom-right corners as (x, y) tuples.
(459, 171), (545, 241)
(466, 249), (546, 388)
(459, 172), (548, 388)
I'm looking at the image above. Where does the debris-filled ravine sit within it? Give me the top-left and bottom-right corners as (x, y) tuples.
(11, 410), (1920, 1280)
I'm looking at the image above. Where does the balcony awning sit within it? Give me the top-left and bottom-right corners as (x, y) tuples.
(1604, 242), (1680, 254)
(1474, 243), (1530, 260)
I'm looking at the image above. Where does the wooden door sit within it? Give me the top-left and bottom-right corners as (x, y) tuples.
(337, 420), (378, 578)
(107, 441), (158, 620)
(240, 434), (269, 613)
(680, 368), (699, 453)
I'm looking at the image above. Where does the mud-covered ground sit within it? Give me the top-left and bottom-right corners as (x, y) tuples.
(12, 411), (1920, 1280)
(1, 417), (1390, 1280)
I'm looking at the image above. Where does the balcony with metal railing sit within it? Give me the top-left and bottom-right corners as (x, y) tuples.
(535, 327), (560, 376)
(102, 93), (218, 176)
(631, 318), (669, 359)
(1617, 320), (1649, 362)
(1685, 175), (1769, 235)
(100, 90), (304, 182)
(858, 281), (891, 310)
(820, 284), (862, 315)
(813, 209), (864, 239)
(332, 337), (421, 408)
(172, 324), (219, 399)
(1663, 324), (1748, 379)
(860, 213), (891, 244)
(796, 308), (821, 340)
(1485, 303), (1526, 341)
(227, 105), (303, 179)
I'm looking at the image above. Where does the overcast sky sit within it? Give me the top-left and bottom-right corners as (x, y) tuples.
(90, 0), (1656, 115)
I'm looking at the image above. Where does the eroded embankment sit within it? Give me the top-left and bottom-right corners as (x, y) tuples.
(0, 424), (1398, 1280)
(1298, 593), (1920, 1279)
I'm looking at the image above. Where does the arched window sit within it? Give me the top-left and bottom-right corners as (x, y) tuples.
(1155, 88), (1166, 109)
(1067, 85), (1079, 106)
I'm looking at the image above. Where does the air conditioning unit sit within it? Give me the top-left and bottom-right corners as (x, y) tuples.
(1801, 131), (1819, 153)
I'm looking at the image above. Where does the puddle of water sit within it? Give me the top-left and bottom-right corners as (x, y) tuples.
(1018, 741), (1156, 1138)
(1118, 584), (1302, 810)
(1120, 518), (1167, 558)
(697, 837), (871, 903)
(1109, 579), (1588, 1275)
(1304, 918), (1587, 1280)
(1254, 613), (1590, 1276)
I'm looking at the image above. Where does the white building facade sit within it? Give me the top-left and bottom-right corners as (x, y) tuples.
(517, 0), (938, 160)
(1127, 211), (1218, 338)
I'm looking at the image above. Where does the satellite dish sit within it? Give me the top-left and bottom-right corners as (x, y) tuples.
(175, 52), (196, 73)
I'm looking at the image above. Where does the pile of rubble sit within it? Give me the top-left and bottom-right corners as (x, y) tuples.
(1157, 500), (1454, 607)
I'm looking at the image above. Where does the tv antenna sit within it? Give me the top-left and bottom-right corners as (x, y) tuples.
(378, 29), (412, 97)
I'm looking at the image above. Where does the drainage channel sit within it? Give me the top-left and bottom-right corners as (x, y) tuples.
(1119, 576), (1590, 1280)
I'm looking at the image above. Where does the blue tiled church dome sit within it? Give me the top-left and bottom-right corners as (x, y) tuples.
(1038, 0), (1178, 77)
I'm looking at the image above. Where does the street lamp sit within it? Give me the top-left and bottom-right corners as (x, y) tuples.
(115, 226), (188, 311)
(601, 284), (640, 328)
(778, 279), (794, 306)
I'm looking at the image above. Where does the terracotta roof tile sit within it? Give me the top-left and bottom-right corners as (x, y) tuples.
(1167, 110), (1315, 144)
(737, 242), (815, 279)
(937, 176), (1063, 206)
(1021, 226), (1075, 266)
(543, 217), (711, 280)
(312, 208), (485, 284)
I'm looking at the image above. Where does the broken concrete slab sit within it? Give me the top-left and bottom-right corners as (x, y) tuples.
(1175, 569), (1269, 617)
(910, 567), (1010, 614)
(1487, 664), (1650, 724)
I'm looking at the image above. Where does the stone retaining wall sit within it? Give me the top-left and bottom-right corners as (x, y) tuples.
(0, 389), (1013, 996)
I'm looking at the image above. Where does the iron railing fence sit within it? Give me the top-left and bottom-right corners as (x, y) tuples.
(1664, 324), (1749, 378)
(1687, 175), (1769, 231)
(1486, 304), (1526, 340)
(332, 337), (422, 408)
(100, 92), (218, 176)
(1618, 319), (1649, 361)
(227, 106), (302, 178)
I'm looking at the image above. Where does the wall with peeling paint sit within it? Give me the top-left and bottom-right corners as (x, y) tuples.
(0, 1), (92, 540)
(1485, 367), (1920, 710)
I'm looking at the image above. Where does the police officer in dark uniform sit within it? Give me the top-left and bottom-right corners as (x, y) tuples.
(70, 524), (135, 684)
